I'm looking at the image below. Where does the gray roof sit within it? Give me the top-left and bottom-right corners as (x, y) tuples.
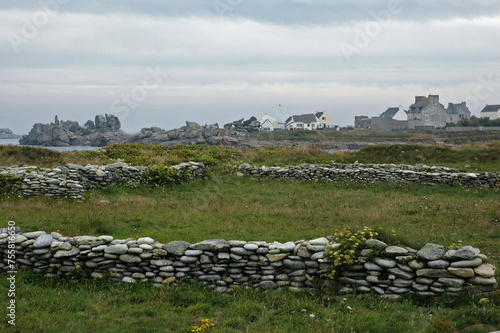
(315, 111), (325, 118)
(380, 107), (399, 119)
(287, 114), (318, 124)
(481, 105), (500, 112)
(447, 103), (469, 114)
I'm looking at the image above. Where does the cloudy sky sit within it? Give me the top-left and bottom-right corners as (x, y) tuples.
(1, 0), (500, 134)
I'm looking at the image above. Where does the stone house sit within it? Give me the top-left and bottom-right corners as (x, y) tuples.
(480, 105), (500, 120)
(446, 102), (471, 124)
(407, 95), (447, 129)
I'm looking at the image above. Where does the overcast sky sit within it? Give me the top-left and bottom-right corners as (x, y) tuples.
(1, 0), (500, 134)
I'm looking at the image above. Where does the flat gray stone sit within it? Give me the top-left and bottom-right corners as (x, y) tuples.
(23, 231), (47, 239)
(467, 276), (498, 286)
(385, 246), (408, 256)
(189, 239), (229, 252)
(33, 234), (54, 248)
(438, 278), (464, 288)
(150, 259), (172, 267)
(184, 249), (203, 256)
(163, 241), (191, 256)
(267, 253), (289, 262)
(365, 239), (387, 249)
(474, 264), (496, 278)
(243, 243), (259, 251)
(416, 269), (455, 278)
(364, 262), (383, 271)
(54, 248), (80, 258)
(450, 258), (482, 268)
(260, 281), (278, 289)
(119, 254), (142, 264)
(417, 243), (445, 261)
(451, 246), (480, 260)
(74, 236), (98, 244)
(283, 259), (306, 269)
(122, 277), (136, 283)
(277, 242), (296, 252)
(447, 267), (475, 278)
(180, 256), (198, 263)
(230, 247), (254, 256)
(427, 260), (450, 269)
(137, 237), (154, 245)
(104, 244), (129, 254)
(374, 257), (397, 268)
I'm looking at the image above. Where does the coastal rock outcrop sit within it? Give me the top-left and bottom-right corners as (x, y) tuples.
(19, 115), (132, 147)
(131, 117), (259, 146)
(0, 128), (20, 139)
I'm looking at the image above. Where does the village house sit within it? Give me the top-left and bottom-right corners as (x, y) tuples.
(354, 107), (408, 131)
(446, 102), (471, 124)
(258, 114), (284, 131)
(480, 105), (500, 120)
(407, 95), (447, 129)
(285, 111), (333, 130)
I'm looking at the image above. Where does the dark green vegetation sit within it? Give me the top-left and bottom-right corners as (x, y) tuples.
(250, 128), (500, 145)
(1, 143), (499, 332)
(448, 116), (500, 127)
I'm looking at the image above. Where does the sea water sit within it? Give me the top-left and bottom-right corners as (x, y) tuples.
(0, 139), (102, 152)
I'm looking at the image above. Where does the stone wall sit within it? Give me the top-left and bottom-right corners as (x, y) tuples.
(0, 227), (497, 298)
(238, 163), (500, 188)
(0, 162), (207, 199)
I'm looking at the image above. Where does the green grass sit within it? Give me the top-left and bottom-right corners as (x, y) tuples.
(1, 269), (499, 333)
(1, 143), (500, 332)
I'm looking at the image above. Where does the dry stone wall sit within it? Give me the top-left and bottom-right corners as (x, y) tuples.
(238, 163), (500, 188)
(1, 227), (497, 298)
(0, 162), (207, 199)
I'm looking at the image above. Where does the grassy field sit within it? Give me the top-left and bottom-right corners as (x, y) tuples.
(1, 144), (500, 332)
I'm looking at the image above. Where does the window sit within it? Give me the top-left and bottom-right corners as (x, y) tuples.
(322, 117), (326, 120)
(425, 115), (429, 121)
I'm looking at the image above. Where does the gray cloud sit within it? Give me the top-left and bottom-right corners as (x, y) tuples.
(1, 1), (500, 134)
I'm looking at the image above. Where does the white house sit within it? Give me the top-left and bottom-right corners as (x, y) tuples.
(285, 111), (334, 130)
(480, 105), (500, 120)
(314, 111), (334, 128)
(260, 119), (275, 131)
(258, 114), (283, 131)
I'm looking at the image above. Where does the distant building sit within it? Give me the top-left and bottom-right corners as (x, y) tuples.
(260, 119), (275, 131)
(480, 105), (500, 120)
(407, 95), (447, 129)
(285, 111), (334, 130)
(355, 107), (408, 131)
(446, 102), (471, 124)
(314, 111), (334, 128)
(258, 114), (284, 131)
(380, 107), (407, 121)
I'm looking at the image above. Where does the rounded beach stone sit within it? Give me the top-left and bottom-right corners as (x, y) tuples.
(33, 234), (54, 248)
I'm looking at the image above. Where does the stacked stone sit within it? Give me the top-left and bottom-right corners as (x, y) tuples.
(238, 163), (500, 188)
(0, 162), (207, 199)
(337, 241), (498, 297)
(1, 227), (497, 298)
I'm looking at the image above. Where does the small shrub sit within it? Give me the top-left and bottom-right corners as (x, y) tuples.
(324, 227), (378, 279)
